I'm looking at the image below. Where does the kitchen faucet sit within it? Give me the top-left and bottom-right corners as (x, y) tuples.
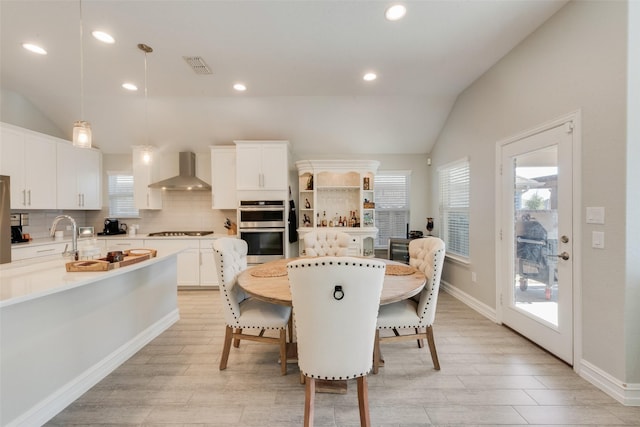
(50, 215), (78, 260)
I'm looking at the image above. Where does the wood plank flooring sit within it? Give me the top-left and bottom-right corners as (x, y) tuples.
(47, 290), (640, 426)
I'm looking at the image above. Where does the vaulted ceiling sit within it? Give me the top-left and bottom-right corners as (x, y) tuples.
(0, 0), (567, 155)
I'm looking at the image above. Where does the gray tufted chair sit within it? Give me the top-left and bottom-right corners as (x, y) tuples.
(302, 230), (351, 256)
(213, 238), (291, 375)
(373, 237), (445, 373)
(287, 257), (386, 427)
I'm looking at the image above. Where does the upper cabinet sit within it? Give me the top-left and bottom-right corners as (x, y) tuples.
(0, 123), (57, 209)
(56, 142), (102, 210)
(234, 141), (289, 194)
(132, 147), (162, 210)
(210, 146), (237, 209)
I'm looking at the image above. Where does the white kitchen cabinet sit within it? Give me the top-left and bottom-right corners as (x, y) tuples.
(11, 242), (69, 261)
(198, 239), (219, 287)
(145, 239), (200, 287)
(210, 146), (236, 209)
(101, 239), (140, 252)
(56, 143), (102, 210)
(0, 123), (57, 209)
(132, 147), (162, 209)
(234, 141), (289, 192)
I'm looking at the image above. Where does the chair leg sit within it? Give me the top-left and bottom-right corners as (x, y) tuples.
(304, 376), (315, 427)
(357, 376), (371, 427)
(288, 316), (294, 343)
(426, 325), (440, 370)
(279, 328), (288, 375)
(233, 328), (242, 348)
(372, 330), (380, 374)
(416, 328), (424, 348)
(219, 325), (233, 370)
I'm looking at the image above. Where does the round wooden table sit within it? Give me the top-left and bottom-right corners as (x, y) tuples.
(237, 257), (426, 306)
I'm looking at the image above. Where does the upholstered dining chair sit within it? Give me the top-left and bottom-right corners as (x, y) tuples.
(287, 257), (386, 427)
(373, 237), (445, 373)
(213, 238), (291, 375)
(302, 230), (351, 256)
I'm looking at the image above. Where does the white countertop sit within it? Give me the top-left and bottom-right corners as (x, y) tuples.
(11, 233), (222, 249)
(0, 251), (179, 308)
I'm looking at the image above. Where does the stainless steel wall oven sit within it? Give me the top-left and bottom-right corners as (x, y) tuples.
(238, 200), (286, 264)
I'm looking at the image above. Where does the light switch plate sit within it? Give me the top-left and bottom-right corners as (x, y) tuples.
(586, 207), (605, 224)
(592, 231), (605, 249)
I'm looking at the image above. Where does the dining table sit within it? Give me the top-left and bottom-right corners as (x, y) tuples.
(237, 256), (426, 307)
(237, 256), (426, 393)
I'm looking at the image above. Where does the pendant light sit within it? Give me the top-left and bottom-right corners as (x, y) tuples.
(138, 43), (153, 163)
(72, 0), (92, 148)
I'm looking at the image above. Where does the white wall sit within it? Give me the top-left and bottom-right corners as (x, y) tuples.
(0, 89), (66, 139)
(430, 0), (638, 387)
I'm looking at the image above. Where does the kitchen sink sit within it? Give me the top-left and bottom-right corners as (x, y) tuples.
(147, 231), (214, 237)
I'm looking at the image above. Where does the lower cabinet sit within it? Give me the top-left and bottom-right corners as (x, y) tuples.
(198, 239), (218, 287)
(11, 242), (69, 261)
(146, 239), (199, 287)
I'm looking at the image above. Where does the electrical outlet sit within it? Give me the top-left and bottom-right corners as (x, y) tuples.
(471, 271), (477, 283)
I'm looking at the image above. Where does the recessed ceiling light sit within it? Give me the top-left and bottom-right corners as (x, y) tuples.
(385, 4), (407, 21)
(22, 43), (47, 55)
(92, 31), (115, 44)
(122, 83), (138, 91)
(233, 83), (247, 92)
(363, 72), (377, 82)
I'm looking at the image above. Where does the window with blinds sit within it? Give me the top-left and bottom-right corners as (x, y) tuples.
(438, 158), (470, 259)
(374, 172), (410, 248)
(108, 172), (139, 218)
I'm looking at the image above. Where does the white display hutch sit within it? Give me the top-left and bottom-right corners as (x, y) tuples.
(296, 160), (379, 257)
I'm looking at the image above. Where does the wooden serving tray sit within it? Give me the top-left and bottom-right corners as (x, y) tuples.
(66, 249), (157, 272)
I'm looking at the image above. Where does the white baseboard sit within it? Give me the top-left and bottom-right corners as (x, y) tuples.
(9, 309), (180, 427)
(579, 359), (640, 406)
(440, 280), (497, 323)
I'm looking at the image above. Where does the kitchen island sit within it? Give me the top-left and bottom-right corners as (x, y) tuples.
(0, 251), (179, 427)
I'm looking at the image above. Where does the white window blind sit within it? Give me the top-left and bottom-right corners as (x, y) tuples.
(374, 172), (410, 248)
(108, 172), (139, 218)
(438, 158), (470, 258)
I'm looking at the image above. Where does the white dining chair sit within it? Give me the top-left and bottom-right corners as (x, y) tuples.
(287, 257), (386, 427)
(213, 238), (291, 375)
(302, 230), (351, 256)
(373, 237), (445, 373)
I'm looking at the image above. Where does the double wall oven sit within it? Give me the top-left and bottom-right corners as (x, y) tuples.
(238, 200), (286, 264)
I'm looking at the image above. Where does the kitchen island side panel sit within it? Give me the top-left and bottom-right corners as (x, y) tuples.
(0, 255), (178, 427)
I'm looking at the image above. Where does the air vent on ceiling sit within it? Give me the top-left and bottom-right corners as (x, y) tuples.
(182, 56), (212, 75)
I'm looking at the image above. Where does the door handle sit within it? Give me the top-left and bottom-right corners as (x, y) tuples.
(551, 251), (570, 261)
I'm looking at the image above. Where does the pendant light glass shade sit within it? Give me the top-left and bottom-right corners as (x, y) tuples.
(73, 120), (92, 148)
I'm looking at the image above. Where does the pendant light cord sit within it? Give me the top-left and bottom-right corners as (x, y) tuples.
(137, 44), (153, 147)
(79, 0), (85, 121)
(144, 50), (149, 146)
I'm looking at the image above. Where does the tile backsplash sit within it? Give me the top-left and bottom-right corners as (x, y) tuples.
(16, 191), (237, 239)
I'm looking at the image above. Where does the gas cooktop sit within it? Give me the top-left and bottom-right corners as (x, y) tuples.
(147, 231), (214, 237)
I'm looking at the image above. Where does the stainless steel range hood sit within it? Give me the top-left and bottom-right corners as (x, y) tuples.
(149, 152), (211, 190)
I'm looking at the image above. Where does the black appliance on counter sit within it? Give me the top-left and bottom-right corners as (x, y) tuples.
(10, 213), (30, 244)
(98, 218), (127, 235)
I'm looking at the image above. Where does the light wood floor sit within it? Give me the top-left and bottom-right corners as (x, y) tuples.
(47, 290), (640, 426)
